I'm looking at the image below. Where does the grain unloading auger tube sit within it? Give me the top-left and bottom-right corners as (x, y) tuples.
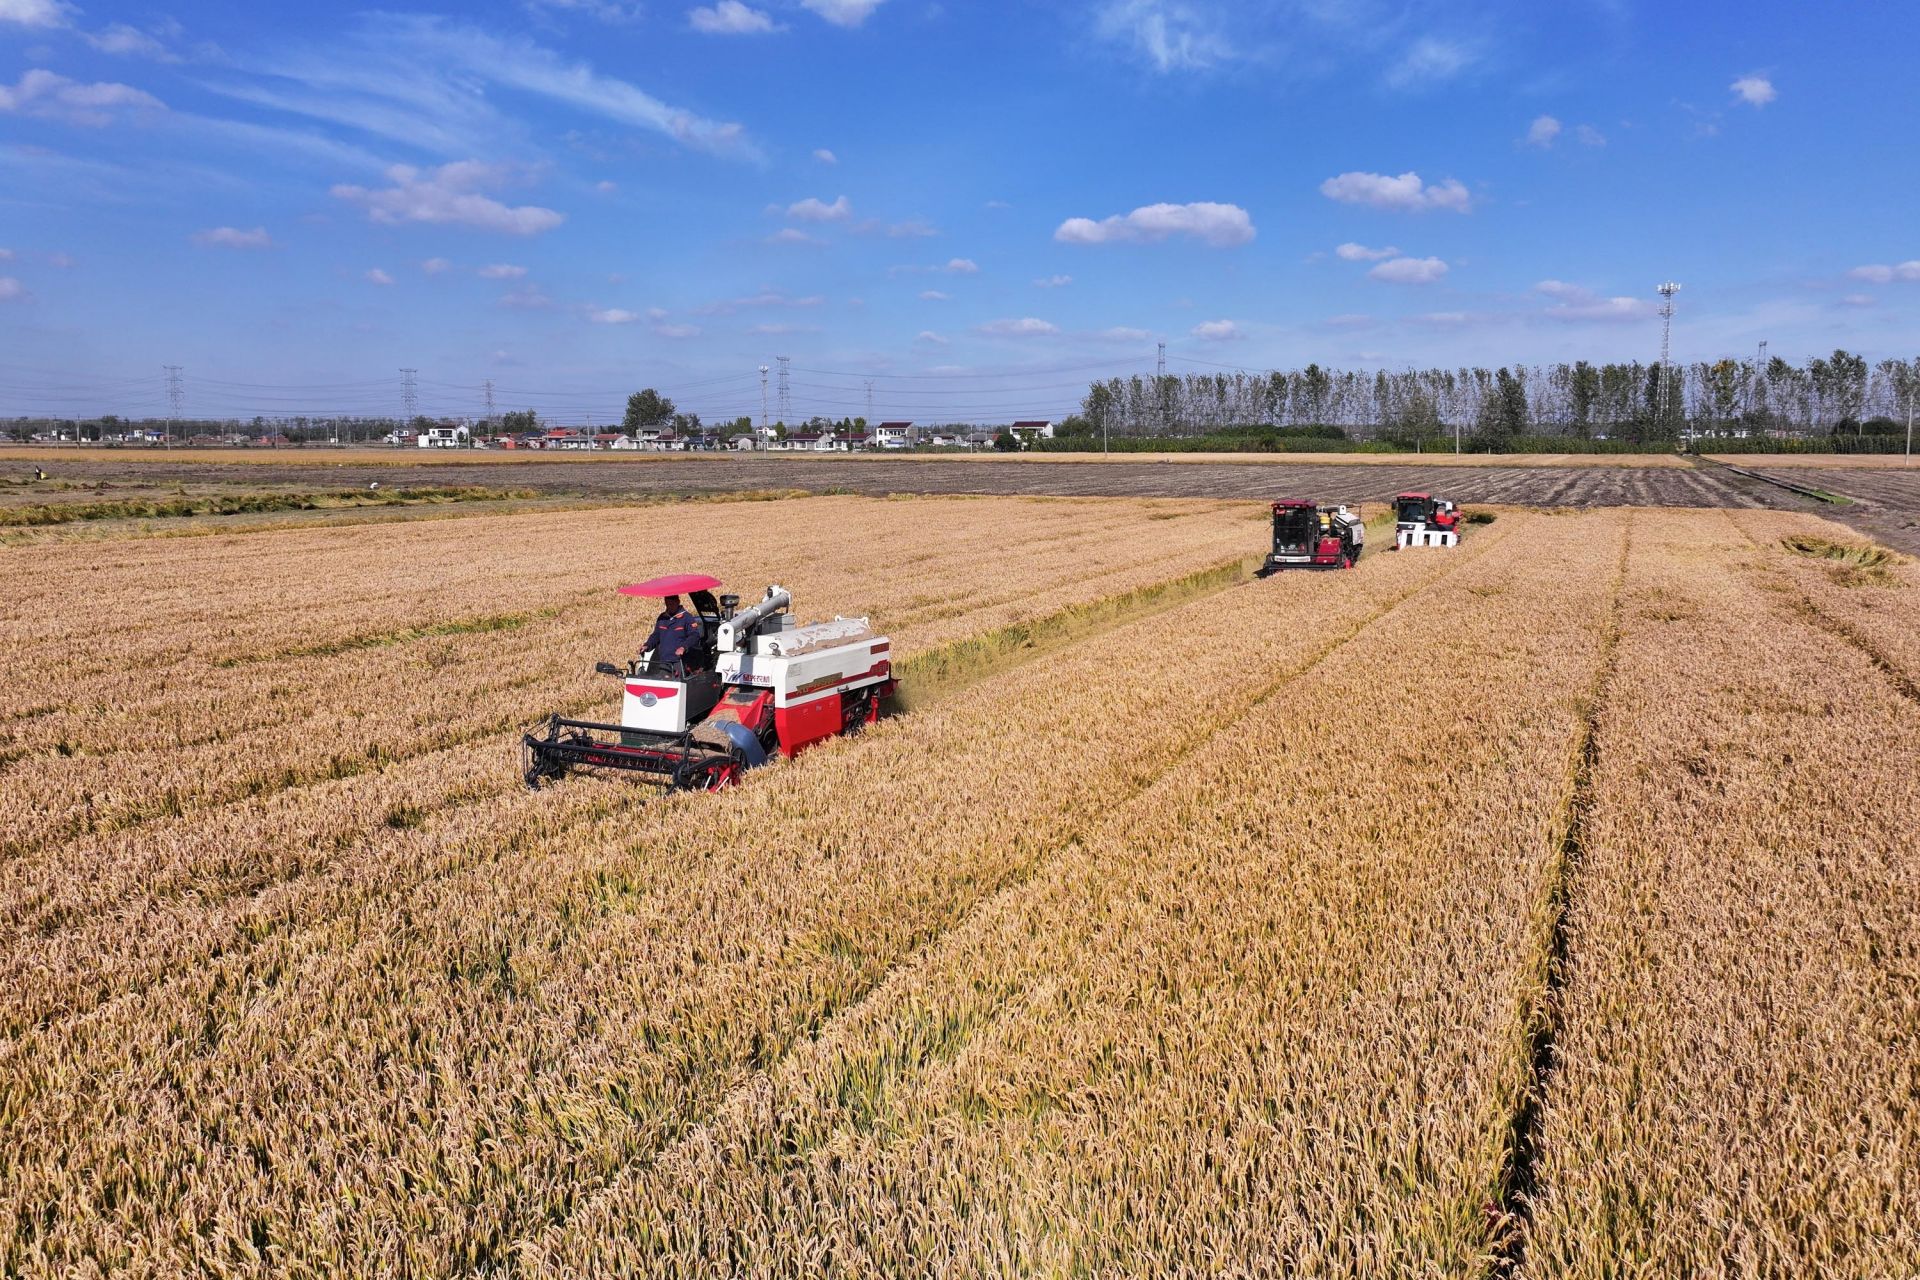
(1255, 500), (1365, 575)
(522, 574), (897, 791)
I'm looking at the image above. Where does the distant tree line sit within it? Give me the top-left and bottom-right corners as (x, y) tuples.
(1072, 351), (1920, 450)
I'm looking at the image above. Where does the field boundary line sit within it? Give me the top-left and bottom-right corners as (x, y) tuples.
(505, 520), (1528, 1270)
(1487, 511), (1633, 1277)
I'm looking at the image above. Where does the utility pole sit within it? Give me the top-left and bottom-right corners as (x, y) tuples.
(776, 355), (791, 425)
(162, 365), (183, 449)
(758, 365), (770, 435)
(1658, 282), (1681, 444)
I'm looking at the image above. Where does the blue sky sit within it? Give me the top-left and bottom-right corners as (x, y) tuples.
(2, 0), (1917, 423)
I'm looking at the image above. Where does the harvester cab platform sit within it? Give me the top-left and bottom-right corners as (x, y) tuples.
(522, 573), (896, 791)
(1256, 501), (1364, 575)
(1393, 492), (1461, 548)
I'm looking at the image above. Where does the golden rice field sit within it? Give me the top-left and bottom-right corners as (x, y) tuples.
(1, 492), (1915, 1278)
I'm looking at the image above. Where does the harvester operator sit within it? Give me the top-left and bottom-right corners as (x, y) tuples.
(642, 594), (703, 673)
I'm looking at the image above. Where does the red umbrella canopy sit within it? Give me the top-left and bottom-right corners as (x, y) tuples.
(618, 573), (723, 598)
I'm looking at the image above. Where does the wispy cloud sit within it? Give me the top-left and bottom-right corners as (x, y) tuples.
(812, 147), (837, 164)
(799, 0), (888, 27)
(1525, 114), (1562, 147)
(587, 306), (639, 323)
(191, 225), (273, 249)
(1034, 273), (1072, 287)
(421, 257), (452, 273)
(0, 69), (166, 126)
(1535, 279), (1656, 321)
(1098, 326), (1151, 342)
(689, 1), (780, 34)
(1384, 37), (1478, 89)
(1847, 262), (1920, 284)
(86, 22), (180, 60)
(1319, 170), (1471, 213)
(766, 227), (823, 246)
(0, 0), (72, 28)
(1335, 242), (1398, 261)
(477, 262), (528, 278)
(1191, 319), (1241, 341)
(1369, 255), (1447, 284)
(365, 267), (395, 285)
(1094, 0), (1234, 73)
(0, 277), (31, 302)
(1056, 201), (1254, 247)
(787, 194), (852, 221)
(915, 330), (948, 344)
(331, 161), (565, 235)
(918, 289), (949, 301)
(977, 316), (1058, 336)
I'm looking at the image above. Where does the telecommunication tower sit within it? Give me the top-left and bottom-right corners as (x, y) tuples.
(1657, 282), (1681, 430)
(758, 365), (770, 432)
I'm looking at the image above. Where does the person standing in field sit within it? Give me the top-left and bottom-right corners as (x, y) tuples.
(643, 594), (703, 672)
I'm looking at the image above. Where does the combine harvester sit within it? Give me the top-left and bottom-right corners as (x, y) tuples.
(522, 573), (896, 791)
(1392, 491), (1461, 548)
(1256, 500), (1365, 575)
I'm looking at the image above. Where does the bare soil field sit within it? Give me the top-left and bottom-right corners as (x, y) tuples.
(1, 451), (1798, 510)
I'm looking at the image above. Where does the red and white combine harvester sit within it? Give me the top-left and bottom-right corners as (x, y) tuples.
(522, 573), (896, 791)
(1392, 491), (1461, 548)
(1256, 500), (1365, 575)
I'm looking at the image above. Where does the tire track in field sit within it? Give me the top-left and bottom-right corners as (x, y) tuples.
(497, 522), (1528, 1272)
(1486, 513), (1633, 1276)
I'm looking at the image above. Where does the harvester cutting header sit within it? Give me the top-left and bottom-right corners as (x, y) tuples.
(523, 573), (896, 791)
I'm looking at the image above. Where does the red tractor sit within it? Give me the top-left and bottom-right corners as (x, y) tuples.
(1256, 501), (1365, 575)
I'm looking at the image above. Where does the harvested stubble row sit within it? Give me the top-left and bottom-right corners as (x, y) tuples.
(0, 496), (1258, 854)
(1517, 510), (1920, 1277)
(518, 509), (1629, 1278)
(0, 515), (1518, 1275)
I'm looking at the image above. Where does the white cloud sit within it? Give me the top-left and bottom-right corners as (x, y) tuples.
(944, 257), (979, 274)
(1094, 0), (1234, 73)
(1386, 37), (1478, 89)
(1415, 311), (1473, 328)
(421, 256), (452, 273)
(0, 277), (28, 302)
(919, 290), (949, 301)
(1731, 74), (1776, 107)
(1335, 241), (1398, 261)
(977, 317), (1059, 336)
(766, 228), (823, 246)
(690, 1), (779, 33)
(0, 248), (11, 260)
(812, 148), (837, 164)
(787, 194), (852, 222)
(1325, 313), (1372, 328)
(0, 69), (166, 126)
(1098, 326), (1151, 342)
(45, 251), (73, 267)
(1034, 274), (1073, 287)
(1535, 281), (1656, 322)
(0, 0), (71, 27)
(1055, 201), (1255, 247)
(651, 320), (700, 338)
(1575, 124), (1606, 147)
(365, 268), (395, 285)
(1525, 114), (1562, 147)
(1840, 294), (1875, 308)
(747, 321), (819, 335)
(1369, 255), (1448, 284)
(915, 330), (948, 344)
(588, 307), (639, 323)
(799, 0), (886, 26)
(191, 225), (273, 249)
(1847, 262), (1920, 284)
(1191, 319), (1241, 341)
(595, 179), (617, 193)
(695, 289), (825, 315)
(86, 23), (175, 58)
(331, 161), (565, 235)
(478, 262), (528, 279)
(1319, 171), (1471, 213)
